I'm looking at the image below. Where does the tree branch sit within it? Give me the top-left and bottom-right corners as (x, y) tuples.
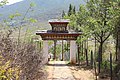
(96, 32), (102, 38)
(93, 34), (101, 43)
(103, 32), (112, 43)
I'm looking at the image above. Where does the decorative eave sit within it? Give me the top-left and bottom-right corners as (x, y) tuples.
(36, 30), (82, 40)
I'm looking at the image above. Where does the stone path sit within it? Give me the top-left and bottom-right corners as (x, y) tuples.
(46, 61), (95, 80)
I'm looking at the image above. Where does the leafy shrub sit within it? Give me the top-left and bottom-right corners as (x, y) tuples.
(101, 60), (110, 70)
(80, 55), (85, 61)
(100, 60), (117, 74)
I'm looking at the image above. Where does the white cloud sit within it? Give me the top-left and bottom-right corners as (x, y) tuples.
(0, 0), (24, 5)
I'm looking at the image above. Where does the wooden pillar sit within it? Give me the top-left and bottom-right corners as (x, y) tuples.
(70, 40), (77, 64)
(53, 40), (57, 60)
(61, 40), (64, 61)
(43, 40), (48, 64)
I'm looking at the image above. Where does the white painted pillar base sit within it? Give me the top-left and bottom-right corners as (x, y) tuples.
(70, 40), (77, 64)
(43, 40), (48, 64)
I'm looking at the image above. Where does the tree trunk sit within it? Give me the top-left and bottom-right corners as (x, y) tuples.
(110, 52), (113, 80)
(85, 48), (89, 66)
(94, 36), (97, 61)
(116, 32), (118, 61)
(99, 42), (103, 62)
(118, 25), (120, 61)
(114, 19), (120, 80)
(98, 42), (103, 73)
(91, 50), (93, 68)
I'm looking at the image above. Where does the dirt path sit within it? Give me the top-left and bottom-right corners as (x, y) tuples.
(46, 61), (95, 80)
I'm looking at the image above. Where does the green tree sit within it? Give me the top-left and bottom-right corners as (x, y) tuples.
(113, 1), (120, 79)
(67, 0), (118, 74)
(0, 0), (8, 7)
(86, 0), (118, 73)
(114, 1), (120, 62)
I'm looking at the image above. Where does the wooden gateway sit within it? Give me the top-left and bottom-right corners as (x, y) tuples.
(36, 19), (82, 64)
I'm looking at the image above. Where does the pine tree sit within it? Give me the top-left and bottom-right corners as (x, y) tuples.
(73, 6), (76, 14)
(62, 10), (65, 18)
(68, 4), (72, 16)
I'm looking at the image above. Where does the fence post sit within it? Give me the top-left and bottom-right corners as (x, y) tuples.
(91, 50), (93, 68)
(94, 59), (97, 80)
(78, 44), (80, 66)
(85, 49), (88, 66)
(110, 52), (112, 80)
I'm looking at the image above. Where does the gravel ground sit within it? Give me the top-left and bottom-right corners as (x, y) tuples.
(46, 61), (96, 80)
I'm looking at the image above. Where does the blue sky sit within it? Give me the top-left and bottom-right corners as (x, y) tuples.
(0, 0), (24, 5)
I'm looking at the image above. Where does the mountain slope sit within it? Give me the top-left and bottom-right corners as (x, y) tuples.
(0, 0), (85, 28)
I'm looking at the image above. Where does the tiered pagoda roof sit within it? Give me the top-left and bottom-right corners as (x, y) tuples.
(36, 19), (82, 40)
